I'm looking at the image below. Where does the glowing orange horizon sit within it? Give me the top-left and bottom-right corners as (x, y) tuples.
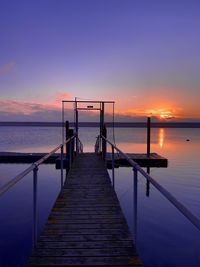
(114, 108), (180, 120)
(0, 93), (199, 121)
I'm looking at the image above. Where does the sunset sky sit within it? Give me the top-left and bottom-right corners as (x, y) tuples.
(0, 0), (200, 122)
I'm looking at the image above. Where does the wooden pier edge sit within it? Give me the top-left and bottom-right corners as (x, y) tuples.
(0, 151), (168, 168)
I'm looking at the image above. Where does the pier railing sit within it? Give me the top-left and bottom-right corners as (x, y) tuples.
(101, 135), (200, 234)
(0, 134), (79, 247)
(95, 135), (101, 153)
(77, 137), (83, 153)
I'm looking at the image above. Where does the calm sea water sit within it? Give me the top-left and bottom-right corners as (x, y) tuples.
(0, 126), (199, 267)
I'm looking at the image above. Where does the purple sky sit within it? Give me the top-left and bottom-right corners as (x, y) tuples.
(0, 0), (200, 121)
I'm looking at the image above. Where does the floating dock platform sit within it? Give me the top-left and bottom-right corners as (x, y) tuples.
(0, 151), (168, 168)
(106, 152), (168, 168)
(0, 152), (59, 163)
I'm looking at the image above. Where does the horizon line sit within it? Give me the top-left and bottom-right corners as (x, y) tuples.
(0, 121), (200, 128)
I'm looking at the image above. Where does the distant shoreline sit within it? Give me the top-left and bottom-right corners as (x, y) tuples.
(0, 121), (200, 128)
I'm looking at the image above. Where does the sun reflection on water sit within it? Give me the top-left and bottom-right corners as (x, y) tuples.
(159, 128), (165, 148)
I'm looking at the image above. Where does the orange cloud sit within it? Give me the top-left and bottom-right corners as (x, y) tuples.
(42, 91), (73, 109)
(55, 92), (72, 103)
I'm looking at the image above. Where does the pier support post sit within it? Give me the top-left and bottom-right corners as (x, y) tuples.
(102, 125), (107, 161)
(60, 146), (64, 188)
(65, 120), (69, 158)
(100, 102), (105, 154)
(65, 121), (74, 169)
(65, 121), (70, 169)
(147, 117), (151, 157)
(111, 145), (115, 188)
(75, 99), (79, 154)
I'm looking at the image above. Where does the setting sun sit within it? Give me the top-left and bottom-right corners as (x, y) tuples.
(160, 111), (174, 119)
(145, 107), (176, 120)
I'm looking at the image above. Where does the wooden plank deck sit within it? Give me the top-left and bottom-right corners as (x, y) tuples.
(27, 153), (143, 267)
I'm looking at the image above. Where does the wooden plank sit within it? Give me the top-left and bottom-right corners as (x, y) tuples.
(27, 153), (142, 266)
(36, 240), (134, 249)
(42, 228), (132, 236)
(28, 256), (143, 266)
(44, 222), (129, 228)
(51, 206), (122, 212)
(32, 247), (136, 257)
(49, 216), (124, 222)
(47, 218), (126, 224)
(51, 209), (123, 215)
(39, 233), (132, 242)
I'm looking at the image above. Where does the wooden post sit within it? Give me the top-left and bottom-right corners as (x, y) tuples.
(147, 117), (151, 157)
(99, 103), (102, 151)
(65, 121), (74, 169)
(100, 102), (105, 153)
(65, 121), (69, 159)
(69, 129), (74, 164)
(75, 100), (79, 153)
(102, 125), (107, 161)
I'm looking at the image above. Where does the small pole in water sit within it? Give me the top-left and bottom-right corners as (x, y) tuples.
(147, 116), (151, 157)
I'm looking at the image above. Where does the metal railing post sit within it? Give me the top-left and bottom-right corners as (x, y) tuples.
(70, 140), (72, 169)
(75, 100), (79, 154)
(133, 167), (138, 244)
(33, 166), (38, 249)
(111, 145), (115, 188)
(60, 145), (64, 188)
(102, 126), (107, 161)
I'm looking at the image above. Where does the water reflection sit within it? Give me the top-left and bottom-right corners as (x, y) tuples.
(146, 167), (150, 197)
(133, 168), (138, 244)
(159, 128), (165, 148)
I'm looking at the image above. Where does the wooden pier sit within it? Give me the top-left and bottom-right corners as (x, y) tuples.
(27, 153), (143, 267)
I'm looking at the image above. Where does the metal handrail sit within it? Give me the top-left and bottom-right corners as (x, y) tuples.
(0, 135), (76, 197)
(0, 164), (36, 197)
(0, 134), (77, 248)
(94, 135), (100, 153)
(77, 137), (83, 153)
(101, 135), (200, 231)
